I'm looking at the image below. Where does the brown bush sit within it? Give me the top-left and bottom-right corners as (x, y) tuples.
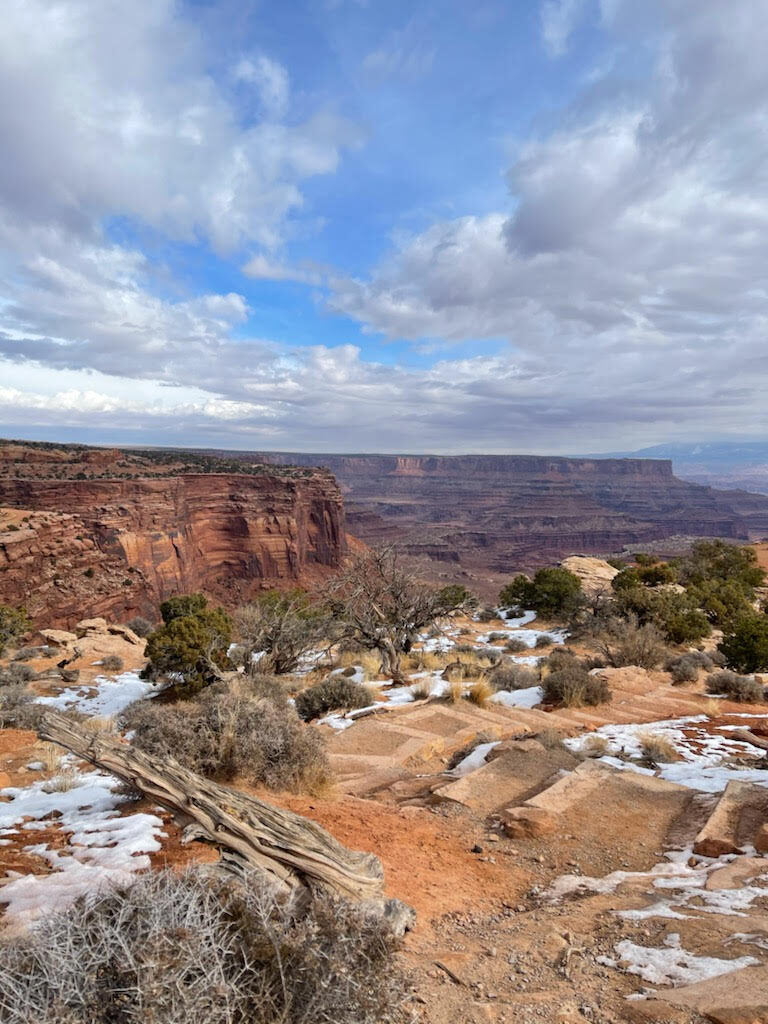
(705, 670), (765, 703)
(100, 655), (124, 673)
(122, 677), (329, 792)
(543, 659), (611, 708)
(488, 661), (539, 691)
(0, 868), (407, 1024)
(294, 675), (374, 722)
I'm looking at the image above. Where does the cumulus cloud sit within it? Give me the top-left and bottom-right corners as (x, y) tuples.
(329, 0), (768, 445)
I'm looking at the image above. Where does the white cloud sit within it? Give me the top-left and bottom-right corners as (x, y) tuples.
(361, 22), (434, 84)
(328, 0), (768, 446)
(236, 54), (290, 119)
(241, 253), (321, 284)
(541, 0), (589, 57)
(0, 0), (356, 253)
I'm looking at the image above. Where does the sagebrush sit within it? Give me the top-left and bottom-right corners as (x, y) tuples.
(0, 869), (408, 1024)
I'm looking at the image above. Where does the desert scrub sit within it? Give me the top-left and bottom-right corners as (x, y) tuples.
(543, 658), (611, 708)
(0, 868), (407, 1024)
(488, 661), (539, 691)
(705, 670), (766, 703)
(126, 616), (153, 638)
(100, 654), (124, 673)
(0, 684), (41, 729)
(504, 637), (529, 653)
(123, 677), (330, 792)
(294, 676), (374, 722)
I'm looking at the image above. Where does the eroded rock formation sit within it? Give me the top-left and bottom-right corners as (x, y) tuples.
(0, 446), (345, 627)
(254, 453), (768, 590)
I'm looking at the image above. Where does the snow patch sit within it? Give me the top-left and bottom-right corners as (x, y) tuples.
(616, 933), (757, 986)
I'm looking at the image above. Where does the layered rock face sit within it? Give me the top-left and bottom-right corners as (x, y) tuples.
(255, 453), (768, 589)
(0, 458), (345, 628)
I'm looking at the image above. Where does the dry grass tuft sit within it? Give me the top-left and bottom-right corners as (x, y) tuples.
(638, 731), (680, 765)
(467, 679), (493, 707)
(582, 734), (609, 758)
(446, 679), (464, 704)
(409, 679), (432, 701)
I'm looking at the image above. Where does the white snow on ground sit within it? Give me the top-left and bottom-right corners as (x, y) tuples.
(490, 686), (544, 710)
(499, 609), (537, 627)
(615, 933), (758, 986)
(0, 769), (164, 926)
(450, 741), (500, 778)
(564, 715), (768, 793)
(475, 627), (567, 648)
(35, 671), (157, 717)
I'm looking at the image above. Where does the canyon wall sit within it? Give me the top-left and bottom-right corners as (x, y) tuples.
(0, 468), (345, 628)
(254, 452), (768, 592)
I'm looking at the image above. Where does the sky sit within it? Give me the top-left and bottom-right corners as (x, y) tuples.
(1, 0), (767, 454)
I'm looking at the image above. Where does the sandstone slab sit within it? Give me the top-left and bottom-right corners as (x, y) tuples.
(560, 555), (619, 594)
(38, 629), (77, 646)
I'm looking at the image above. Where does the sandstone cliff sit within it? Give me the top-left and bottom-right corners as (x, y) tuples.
(251, 452), (768, 590)
(0, 449), (345, 627)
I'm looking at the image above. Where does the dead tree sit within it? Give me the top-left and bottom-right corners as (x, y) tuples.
(327, 547), (442, 684)
(38, 711), (414, 931)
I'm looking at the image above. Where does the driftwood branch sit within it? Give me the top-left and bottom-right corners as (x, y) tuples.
(38, 711), (392, 907)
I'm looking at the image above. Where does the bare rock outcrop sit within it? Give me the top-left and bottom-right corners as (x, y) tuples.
(560, 555), (619, 594)
(0, 446), (346, 628)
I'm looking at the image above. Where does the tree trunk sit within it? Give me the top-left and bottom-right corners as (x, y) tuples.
(378, 641), (404, 684)
(37, 711), (398, 909)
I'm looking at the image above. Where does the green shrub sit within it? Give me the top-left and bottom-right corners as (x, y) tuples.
(295, 676), (374, 722)
(499, 568), (583, 620)
(0, 605), (29, 656)
(437, 584), (476, 613)
(0, 868), (406, 1024)
(144, 601), (232, 696)
(123, 678), (329, 792)
(159, 593), (208, 624)
(705, 670), (765, 703)
(718, 614), (768, 674)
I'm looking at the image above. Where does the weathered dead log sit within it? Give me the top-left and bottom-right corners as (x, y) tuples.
(38, 711), (391, 906)
(730, 729), (768, 753)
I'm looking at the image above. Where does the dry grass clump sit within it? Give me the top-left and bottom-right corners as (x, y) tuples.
(400, 650), (450, 673)
(446, 679), (464, 704)
(123, 677), (330, 793)
(467, 679), (493, 707)
(703, 697), (722, 719)
(638, 731), (680, 765)
(533, 728), (567, 750)
(441, 650), (499, 682)
(0, 869), (407, 1024)
(335, 649), (383, 679)
(488, 661), (539, 692)
(100, 655), (124, 674)
(294, 676), (374, 722)
(705, 670), (766, 703)
(42, 766), (81, 793)
(409, 679), (432, 701)
(582, 733), (609, 758)
(542, 655), (611, 708)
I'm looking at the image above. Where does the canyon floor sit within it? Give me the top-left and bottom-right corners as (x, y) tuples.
(2, 615), (768, 1023)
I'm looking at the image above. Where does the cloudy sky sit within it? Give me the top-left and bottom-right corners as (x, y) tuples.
(1, 0), (767, 453)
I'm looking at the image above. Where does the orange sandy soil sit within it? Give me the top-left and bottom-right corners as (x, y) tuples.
(751, 541), (768, 571)
(248, 787), (529, 925)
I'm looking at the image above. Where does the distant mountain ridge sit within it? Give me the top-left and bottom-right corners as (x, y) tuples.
(585, 442), (768, 494)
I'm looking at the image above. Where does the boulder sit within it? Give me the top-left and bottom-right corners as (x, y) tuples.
(107, 623), (142, 645)
(39, 629), (77, 647)
(74, 617), (108, 637)
(59, 668), (80, 683)
(560, 555), (619, 595)
(502, 806), (557, 839)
